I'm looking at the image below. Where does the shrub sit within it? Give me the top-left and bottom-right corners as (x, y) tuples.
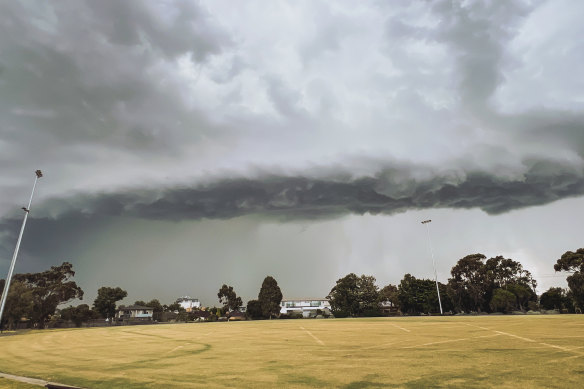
(490, 289), (516, 313)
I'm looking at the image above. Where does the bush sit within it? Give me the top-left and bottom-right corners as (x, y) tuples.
(207, 314), (218, 322)
(331, 309), (349, 318)
(281, 311), (303, 319)
(246, 300), (263, 320)
(527, 301), (539, 311)
(362, 308), (383, 317)
(490, 289), (516, 313)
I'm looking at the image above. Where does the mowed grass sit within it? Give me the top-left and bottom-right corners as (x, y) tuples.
(1, 316), (584, 388)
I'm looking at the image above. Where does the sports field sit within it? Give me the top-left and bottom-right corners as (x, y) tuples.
(0, 315), (583, 388)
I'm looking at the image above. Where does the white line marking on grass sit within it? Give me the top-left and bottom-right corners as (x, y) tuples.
(475, 334), (502, 339)
(402, 337), (470, 349)
(300, 326), (325, 346)
(539, 342), (575, 352)
(0, 372), (47, 386)
(463, 323), (491, 331)
(546, 354), (583, 363)
(493, 330), (536, 343)
(0, 372), (87, 388)
(568, 346), (584, 350)
(464, 322), (584, 358)
(389, 323), (410, 332)
(402, 334), (502, 350)
(360, 340), (408, 350)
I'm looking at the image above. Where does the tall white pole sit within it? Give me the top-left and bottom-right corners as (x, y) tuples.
(422, 219), (443, 315)
(0, 170), (43, 329)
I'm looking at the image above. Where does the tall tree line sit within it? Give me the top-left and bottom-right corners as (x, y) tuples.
(328, 249), (584, 316)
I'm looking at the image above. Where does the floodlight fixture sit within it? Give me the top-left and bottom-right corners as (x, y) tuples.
(0, 170), (43, 330)
(421, 218), (443, 315)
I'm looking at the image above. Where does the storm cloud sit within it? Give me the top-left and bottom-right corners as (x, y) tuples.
(1, 1), (583, 303)
(5, 157), (580, 224)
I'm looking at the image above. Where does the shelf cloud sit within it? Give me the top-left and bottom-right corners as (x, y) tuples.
(1, 0), (583, 303)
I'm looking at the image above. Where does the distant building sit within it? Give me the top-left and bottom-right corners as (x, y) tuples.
(380, 300), (399, 315)
(280, 298), (331, 318)
(176, 296), (201, 312)
(117, 305), (154, 320)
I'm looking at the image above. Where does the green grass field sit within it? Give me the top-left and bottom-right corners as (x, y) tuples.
(0, 315), (583, 388)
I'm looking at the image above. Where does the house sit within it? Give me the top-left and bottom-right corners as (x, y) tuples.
(227, 310), (245, 321)
(191, 309), (211, 322)
(380, 300), (399, 315)
(116, 305), (154, 320)
(280, 298), (331, 318)
(176, 296), (201, 312)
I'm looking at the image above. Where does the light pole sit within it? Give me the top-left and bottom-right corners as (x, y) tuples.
(421, 219), (443, 315)
(0, 170), (43, 330)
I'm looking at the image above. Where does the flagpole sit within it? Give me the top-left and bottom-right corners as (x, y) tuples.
(0, 170), (43, 330)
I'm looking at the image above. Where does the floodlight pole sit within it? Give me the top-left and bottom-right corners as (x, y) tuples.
(421, 219), (443, 315)
(0, 170), (43, 330)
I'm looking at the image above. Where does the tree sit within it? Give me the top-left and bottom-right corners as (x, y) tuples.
(449, 254), (538, 313)
(506, 283), (536, 312)
(146, 299), (164, 321)
(566, 273), (584, 312)
(554, 248), (584, 310)
(489, 289), (516, 313)
(60, 304), (98, 327)
(379, 284), (400, 312)
(246, 299), (263, 320)
(554, 248), (584, 273)
(327, 273), (360, 318)
(448, 254), (488, 312)
(398, 274), (449, 315)
(217, 284), (243, 312)
(93, 286), (127, 320)
(357, 275), (381, 316)
(0, 280), (34, 330)
(327, 273), (381, 317)
(258, 276), (283, 319)
(13, 262), (84, 328)
(485, 256), (537, 292)
(167, 302), (184, 313)
(540, 287), (570, 311)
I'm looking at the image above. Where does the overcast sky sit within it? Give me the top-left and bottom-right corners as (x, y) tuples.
(1, 0), (583, 307)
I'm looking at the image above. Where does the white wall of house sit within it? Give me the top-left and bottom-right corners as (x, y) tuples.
(280, 299), (331, 317)
(116, 307), (153, 319)
(177, 296), (201, 312)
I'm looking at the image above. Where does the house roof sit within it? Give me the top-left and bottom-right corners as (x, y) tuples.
(118, 305), (153, 311)
(281, 298), (329, 302)
(176, 296), (199, 302)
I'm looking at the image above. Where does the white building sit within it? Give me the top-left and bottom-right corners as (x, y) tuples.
(176, 296), (201, 312)
(280, 298), (331, 318)
(116, 305), (154, 320)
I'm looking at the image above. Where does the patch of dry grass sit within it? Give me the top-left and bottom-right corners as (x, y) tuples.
(0, 378), (40, 389)
(0, 316), (583, 388)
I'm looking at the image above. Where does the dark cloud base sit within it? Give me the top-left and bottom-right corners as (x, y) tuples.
(1, 157), (582, 260)
(28, 158), (584, 223)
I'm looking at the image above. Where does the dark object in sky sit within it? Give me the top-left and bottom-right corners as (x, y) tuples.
(35, 170), (43, 178)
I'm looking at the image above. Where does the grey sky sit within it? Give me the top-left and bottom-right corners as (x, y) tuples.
(1, 0), (582, 305)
